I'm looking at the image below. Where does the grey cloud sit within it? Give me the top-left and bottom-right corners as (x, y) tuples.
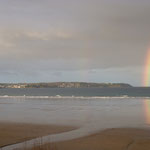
(52, 72), (63, 77)
(0, 0), (149, 85)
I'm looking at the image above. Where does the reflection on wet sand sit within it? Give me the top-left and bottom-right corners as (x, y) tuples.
(144, 99), (150, 125)
(0, 97), (150, 149)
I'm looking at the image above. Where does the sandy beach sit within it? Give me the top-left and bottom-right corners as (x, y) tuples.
(0, 122), (75, 148)
(1, 122), (150, 150)
(0, 97), (149, 150)
(29, 128), (150, 150)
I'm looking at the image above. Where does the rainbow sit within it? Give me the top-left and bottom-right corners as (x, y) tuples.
(143, 48), (150, 87)
(144, 100), (150, 124)
(143, 49), (150, 124)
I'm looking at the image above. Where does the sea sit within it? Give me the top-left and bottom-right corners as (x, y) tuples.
(1, 87), (150, 149)
(0, 87), (150, 97)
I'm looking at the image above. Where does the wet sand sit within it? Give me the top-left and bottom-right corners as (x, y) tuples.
(31, 128), (150, 150)
(0, 122), (76, 148)
(1, 122), (150, 150)
(0, 97), (150, 149)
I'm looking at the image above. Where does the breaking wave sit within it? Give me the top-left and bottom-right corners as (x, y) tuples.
(0, 95), (149, 99)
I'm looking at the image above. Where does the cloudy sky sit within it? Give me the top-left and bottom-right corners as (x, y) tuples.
(0, 0), (150, 86)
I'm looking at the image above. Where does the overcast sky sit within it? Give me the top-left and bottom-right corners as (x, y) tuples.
(0, 0), (150, 86)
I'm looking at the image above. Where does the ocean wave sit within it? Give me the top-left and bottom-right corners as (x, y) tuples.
(0, 95), (150, 99)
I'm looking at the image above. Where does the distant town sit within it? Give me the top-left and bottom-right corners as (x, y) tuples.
(0, 82), (132, 88)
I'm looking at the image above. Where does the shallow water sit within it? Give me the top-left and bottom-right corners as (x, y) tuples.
(0, 97), (150, 149)
(0, 97), (147, 126)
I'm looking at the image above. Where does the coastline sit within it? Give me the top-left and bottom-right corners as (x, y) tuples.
(0, 96), (149, 149)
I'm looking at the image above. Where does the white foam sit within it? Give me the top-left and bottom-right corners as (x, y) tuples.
(0, 95), (149, 99)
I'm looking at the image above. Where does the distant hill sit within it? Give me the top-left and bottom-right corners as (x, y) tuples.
(0, 82), (133, 88)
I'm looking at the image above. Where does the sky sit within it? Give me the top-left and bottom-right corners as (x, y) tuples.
(0, 0), (150, 86)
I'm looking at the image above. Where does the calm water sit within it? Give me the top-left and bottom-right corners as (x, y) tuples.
(0, 87), (150, 97)
(0, 97), (147, 126)
(1, 88), (150, 149)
